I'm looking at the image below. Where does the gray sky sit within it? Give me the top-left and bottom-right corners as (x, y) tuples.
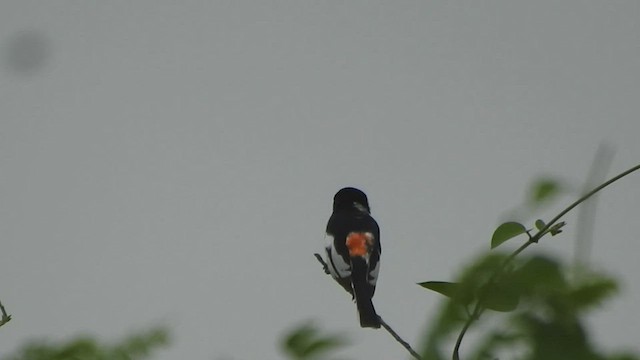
(1, 1), (639, 359)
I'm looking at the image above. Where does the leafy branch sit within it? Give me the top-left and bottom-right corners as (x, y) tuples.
(454, 163), (640, 360)
(4, 326), (169, 360)
(419, 165), (640, 360)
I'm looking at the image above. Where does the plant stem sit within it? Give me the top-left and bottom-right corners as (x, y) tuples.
(379, 317), (423, 360)
(451, 163), (640, 360)
(534, 163), (640, 242)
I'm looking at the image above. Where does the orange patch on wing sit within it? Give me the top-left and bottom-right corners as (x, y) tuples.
(346, 232), (373, 257)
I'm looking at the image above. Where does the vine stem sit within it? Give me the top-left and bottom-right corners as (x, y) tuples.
(452, 163), (640, 360)
(314, 254), (423, 360)
(537, 163), (640, 242)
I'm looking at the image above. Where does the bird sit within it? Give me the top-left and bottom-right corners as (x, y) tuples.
(325, 187), (381, 328)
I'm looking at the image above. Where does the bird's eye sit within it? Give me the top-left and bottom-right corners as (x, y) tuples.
(353, 202), (368, 212)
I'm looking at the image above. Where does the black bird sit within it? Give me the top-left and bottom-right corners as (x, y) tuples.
(325, 187), (381, 328)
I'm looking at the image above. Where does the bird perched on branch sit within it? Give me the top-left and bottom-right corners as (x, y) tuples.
(325, 187), (381, 328)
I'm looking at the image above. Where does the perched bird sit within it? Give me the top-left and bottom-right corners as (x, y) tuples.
(325, 187), (381, 328)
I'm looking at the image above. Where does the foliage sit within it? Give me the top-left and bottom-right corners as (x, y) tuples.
(419, 252), (635, 360)
(2, 326), (169, 360)
(281, 323), (348, 360)
(418, 169), (640, 360)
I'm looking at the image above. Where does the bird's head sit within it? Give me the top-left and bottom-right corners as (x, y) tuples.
(333, 187), (371, 213)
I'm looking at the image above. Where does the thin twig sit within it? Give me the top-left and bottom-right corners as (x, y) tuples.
(451, 163), (640, 360)
(314, 253), (330, 274)
(0, 299), (11, 328)
(314, 253), (329, 272)
(314, 253), (423, 360)
(379, 317), (423, 360)
(535, 163), (640, 243)
(452, 305), (484, 360)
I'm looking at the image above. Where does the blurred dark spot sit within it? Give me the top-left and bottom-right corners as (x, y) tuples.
(3, 29), (51, 75)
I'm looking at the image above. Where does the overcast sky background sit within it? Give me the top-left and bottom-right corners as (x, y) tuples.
(1, 2), (639, 359)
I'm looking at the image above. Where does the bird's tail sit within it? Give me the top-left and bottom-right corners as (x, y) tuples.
(352, 259), (380, 329)
(355, 293), (380, 328)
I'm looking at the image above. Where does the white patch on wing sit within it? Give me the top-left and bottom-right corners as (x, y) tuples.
(324, 234), (333, 247)
(325, 236), (351, 280)
(368, 260), (380, 285)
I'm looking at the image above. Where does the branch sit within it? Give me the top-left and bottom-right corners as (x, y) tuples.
(379, 317), (423, 360)
(0, 299), (11, 328)
(534, 163), (640, 243)
(452, 163), (640, 360)
(314, 254), (423, 360)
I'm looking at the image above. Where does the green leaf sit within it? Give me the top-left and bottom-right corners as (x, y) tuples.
(418, 281), (459, 299)
(535, 219), (546, 231)
(281, 323), (347, 360)
(5, 326), (169, 360)
(529, 178), (561, 205)
(568, 276), (618, 311)
(512, 256), (567, 297)
(480, 280), (520, 312)
(111, 327), (169, 359)
(419, 281), (476, 306)
(515, 314), (592, 360)
(469, 330), (523, 360)
(491, 222), (526, 249)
